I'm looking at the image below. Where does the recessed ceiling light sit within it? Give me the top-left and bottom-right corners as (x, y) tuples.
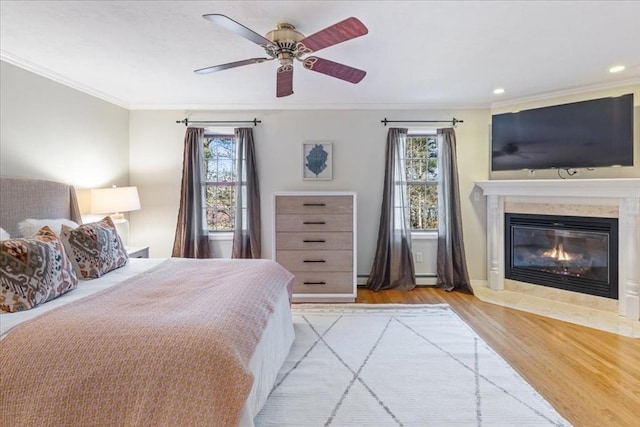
(493, 88), (505, 95)
(609, 65), (625, 73)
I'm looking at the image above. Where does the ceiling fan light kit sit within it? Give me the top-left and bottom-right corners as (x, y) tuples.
(197, 14), (368, 97)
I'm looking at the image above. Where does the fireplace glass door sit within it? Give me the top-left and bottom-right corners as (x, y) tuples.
(505, 214), (618, 299)
(512, 227), (609, 282)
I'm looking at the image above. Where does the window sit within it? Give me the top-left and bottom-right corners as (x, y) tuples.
(405, 135), (438, 230)
(203, 134), (236, 231)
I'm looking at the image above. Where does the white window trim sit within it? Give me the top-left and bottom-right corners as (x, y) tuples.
(204, 133), (237, 232)
(210, 231), (436, 242)
(406, 132), (439, 233)
(208, 232), (233, 241)
(411, 230), (438, 240)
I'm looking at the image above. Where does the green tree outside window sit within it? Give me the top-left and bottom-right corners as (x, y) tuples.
(204, 135), (236, 231)
(406, 135), (438, 230)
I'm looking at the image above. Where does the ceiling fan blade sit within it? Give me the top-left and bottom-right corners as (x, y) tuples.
(194, 58), (270, 74)
(302, 57), (366, 84)
(203, 14), (277, 48)
(296, 17), (368, 54)
(276, 65), (294, 98)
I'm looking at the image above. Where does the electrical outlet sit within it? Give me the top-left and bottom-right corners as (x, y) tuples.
(473, 192), (480, 202)
(415, 252), (423, 263)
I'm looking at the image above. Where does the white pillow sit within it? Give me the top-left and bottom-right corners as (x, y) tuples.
(18, 218), (79, 238)
(0, 228), (9, 240)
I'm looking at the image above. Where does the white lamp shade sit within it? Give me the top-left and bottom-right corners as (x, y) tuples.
(91, 186), (141, 214)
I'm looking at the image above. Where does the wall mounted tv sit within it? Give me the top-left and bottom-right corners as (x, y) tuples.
(491, 93), (634, 171)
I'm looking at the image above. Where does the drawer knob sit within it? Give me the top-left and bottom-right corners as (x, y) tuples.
(303, 221), (326, 225)
(303, 281), (326, 285)
(303, 239), (326, 243)
(303, 203), (326, 207)
(303, 259), (326, 263)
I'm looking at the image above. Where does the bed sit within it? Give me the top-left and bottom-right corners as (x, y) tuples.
(0, 177), (295, 426)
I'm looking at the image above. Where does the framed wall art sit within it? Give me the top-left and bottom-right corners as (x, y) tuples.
(303, 142), (332, 180)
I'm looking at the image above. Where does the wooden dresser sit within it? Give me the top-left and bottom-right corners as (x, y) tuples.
(273, 191), (357, 302)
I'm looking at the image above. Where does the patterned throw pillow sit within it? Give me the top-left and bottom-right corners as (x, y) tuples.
(0, 226), (79, 313)
(60, 216), (129, 279)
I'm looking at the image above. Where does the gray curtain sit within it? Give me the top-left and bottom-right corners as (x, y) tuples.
(232, 128), (261, 259)
(172, 127), (211, 258)
(366, 128), (416, 291)
(437, 128), (473, 294)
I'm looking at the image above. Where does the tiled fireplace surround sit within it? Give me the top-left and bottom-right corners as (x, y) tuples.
(475, 179), (640, 337)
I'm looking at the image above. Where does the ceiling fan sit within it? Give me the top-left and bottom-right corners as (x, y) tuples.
(195, 14), (369, 97)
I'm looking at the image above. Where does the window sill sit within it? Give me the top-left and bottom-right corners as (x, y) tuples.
(411, 231), (438, 240)
(208, 232), (233, 241)
(210, 231), (434, 241)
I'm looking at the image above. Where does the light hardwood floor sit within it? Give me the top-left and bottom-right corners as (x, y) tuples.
(356, 287), (640, 427)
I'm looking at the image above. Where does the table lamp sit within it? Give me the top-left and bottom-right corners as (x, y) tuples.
(90, 186), (141, 248)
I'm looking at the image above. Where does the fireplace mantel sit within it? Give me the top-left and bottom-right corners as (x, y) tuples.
(475, 178), (640, 198)
(475, 178), (640, 321)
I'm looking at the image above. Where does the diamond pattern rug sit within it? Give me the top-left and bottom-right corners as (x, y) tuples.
(255, 304), (571, 426)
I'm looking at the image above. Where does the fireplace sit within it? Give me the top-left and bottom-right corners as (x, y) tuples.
(476, 178), (640, 324)
(505, 213), (618, 299)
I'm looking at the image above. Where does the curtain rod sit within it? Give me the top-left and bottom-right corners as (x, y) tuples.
(380, 117), (463, 126)
(176, 118), (261, 127)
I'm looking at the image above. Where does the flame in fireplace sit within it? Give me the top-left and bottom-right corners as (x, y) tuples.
(543, 243), (572, 261)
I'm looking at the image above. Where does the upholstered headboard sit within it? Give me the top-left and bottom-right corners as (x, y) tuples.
(0, 177), (82, 237)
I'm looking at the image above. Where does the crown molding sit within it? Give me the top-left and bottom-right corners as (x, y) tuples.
(4, 49), (637, 113)
(127, 102), (490, 111)
(490, 78), (640, 110)
(1, 51), (489, 111)
(1, 51), (130, 109)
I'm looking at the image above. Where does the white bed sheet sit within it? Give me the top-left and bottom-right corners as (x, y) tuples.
(0, 258), (165, 337)
(0, 258), (294, 426)
(241, 286), (295, 427)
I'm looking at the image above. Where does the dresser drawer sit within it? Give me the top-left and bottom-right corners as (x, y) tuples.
(276, 195), (353, 214)
(277, 250), (353, 272)
(291, 272), (354, 294)
(275, 232), (353, 250)
(276, 214), (353, 232)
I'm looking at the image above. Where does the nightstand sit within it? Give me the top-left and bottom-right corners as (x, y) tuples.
(127, 246), (149, 258)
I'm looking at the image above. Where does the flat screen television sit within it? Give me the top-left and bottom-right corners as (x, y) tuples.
(491, 94), (634, 171)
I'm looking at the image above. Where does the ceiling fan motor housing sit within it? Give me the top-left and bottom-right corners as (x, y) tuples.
(265, 23), (305, 65)
(266, 23), (305, 47)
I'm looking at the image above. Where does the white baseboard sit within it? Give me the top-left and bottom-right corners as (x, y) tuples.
(357, 277), (487, 288)
(357, 276), (439, 286)
(471, 279), (488, 289)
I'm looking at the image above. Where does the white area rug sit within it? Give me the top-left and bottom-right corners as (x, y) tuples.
(255, 304), (571, 426)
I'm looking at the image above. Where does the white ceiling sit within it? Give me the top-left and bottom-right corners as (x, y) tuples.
(1, 1), (639, 110)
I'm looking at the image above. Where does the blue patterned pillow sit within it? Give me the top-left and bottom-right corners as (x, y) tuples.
(0, 226), (78, 312)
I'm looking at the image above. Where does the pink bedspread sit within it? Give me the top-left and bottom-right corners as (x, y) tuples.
(0, 258), (293, 426)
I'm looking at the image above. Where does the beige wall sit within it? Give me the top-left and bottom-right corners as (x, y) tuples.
(0, 61), (130, 213)
(129, 109), (490, 282)
(6, 58), (634, 285)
